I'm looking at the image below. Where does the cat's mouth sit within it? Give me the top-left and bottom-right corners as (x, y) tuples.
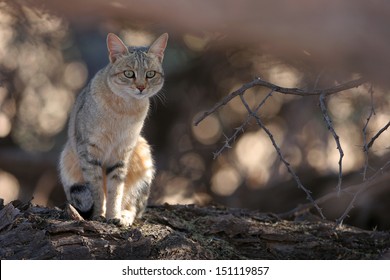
(136, 89), (145, 95)
(132, 90), (153, 99)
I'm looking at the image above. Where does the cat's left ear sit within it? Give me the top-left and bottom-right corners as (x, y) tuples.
(107, 33), (129, 63)
(148, 33), (168, 62)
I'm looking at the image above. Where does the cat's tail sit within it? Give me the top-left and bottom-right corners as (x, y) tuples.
(67, 183), (94, 219)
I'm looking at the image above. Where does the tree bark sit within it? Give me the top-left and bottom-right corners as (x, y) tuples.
(0, 200), (389, 260)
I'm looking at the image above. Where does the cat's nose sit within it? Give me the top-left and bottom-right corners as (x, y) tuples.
(137, 85), (145, 92)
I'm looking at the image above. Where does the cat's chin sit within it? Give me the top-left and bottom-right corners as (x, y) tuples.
(129, 92), (155, 100)
(130, 88), (159, 100)
(130, 93), (153, 100)
(114, 91), (155, 101)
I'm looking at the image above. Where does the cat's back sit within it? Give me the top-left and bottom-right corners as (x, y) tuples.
(67, 71), (109, 148)
(70, 68), (120, 124)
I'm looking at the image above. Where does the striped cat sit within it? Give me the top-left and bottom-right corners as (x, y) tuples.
(59, 32), (168, 226)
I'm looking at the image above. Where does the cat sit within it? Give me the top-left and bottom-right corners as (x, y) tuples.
(59, 32), (168, 226)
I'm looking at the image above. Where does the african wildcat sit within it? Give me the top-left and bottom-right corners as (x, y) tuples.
(59, 32), (168, 226)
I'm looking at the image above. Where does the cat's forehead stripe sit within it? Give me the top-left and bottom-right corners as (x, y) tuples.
(133, 58), (139, 69)
(123, 50), (156, 70)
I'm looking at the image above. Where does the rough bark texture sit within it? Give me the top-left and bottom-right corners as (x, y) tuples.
(0, 200), (389, 260)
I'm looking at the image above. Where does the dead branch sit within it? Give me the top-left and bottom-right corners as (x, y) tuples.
(279, 160), (390, 223)
(194, 77), (366, 126)
(212, 89), (274, 159)
(1, 201), (390, 259)
(239, 94), (325, 219)
(194, 76), (379, 223)
(362, 84), (375, 180)
(336, 160), (390, 226)
(319, 93), (344, 195)
(365, 121), (390, 152)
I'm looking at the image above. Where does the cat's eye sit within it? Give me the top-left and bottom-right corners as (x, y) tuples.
(124, 70), (135, 78)
(146, 71), (156, 79)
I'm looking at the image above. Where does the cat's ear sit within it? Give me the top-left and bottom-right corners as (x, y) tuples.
(107, 33), (128, 63)
(148, 33), (168, 62)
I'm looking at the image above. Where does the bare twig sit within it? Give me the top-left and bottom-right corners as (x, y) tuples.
(336, 160), (390, 226)
(194, 75), (372, 223)
(279, 160), (390, 220)
(212, 89), (274, 159)
(364, 121), (390, 152)
(212, 115), (247, 159)
(319, 93), (344, 195)
(239, 94), (325, 219)
(362, 84), (375, 180)
(194, 76), (366, 126)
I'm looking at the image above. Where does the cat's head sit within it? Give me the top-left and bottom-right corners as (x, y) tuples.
(105, 33), (168, 100)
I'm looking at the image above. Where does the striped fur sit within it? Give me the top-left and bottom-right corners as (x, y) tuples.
(59, 33), (167, 226)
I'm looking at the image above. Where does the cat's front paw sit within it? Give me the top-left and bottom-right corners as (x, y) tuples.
(107, 217), (130, 227)
(108, 212), (135, 227)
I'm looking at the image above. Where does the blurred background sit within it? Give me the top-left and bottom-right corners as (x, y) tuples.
(1, 0), (390, 230)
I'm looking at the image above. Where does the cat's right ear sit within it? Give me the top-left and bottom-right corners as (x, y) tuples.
(107, 33), (128, 63)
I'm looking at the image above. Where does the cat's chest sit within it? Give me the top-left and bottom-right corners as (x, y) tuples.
(91, 114), (143, 162)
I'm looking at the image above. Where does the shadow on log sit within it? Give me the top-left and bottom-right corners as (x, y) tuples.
(0, 199), (389, 260)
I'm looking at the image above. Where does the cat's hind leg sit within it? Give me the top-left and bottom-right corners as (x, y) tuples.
(59, 142), (94, 219)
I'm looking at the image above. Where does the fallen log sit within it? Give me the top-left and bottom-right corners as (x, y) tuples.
(0, 200), (389, 259)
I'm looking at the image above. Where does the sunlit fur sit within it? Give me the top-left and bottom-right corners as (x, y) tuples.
(59, 33), (168, 226)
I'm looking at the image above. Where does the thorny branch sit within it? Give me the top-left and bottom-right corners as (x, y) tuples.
(364, 121), (390, 152)
(278, 160), (390, 223)
(239, 94), (325, 219)
(336, 160), (390, 226)
(212, 89), (274, 159)
(362, 85), (375, 181)
(195, 75), (390, 224)
(194, 76), (366, 126)
(319, 93), (344, 196)
(334, 84), (390, 226)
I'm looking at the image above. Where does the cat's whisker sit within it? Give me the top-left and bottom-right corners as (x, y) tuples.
(154, 91), (167, 106)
